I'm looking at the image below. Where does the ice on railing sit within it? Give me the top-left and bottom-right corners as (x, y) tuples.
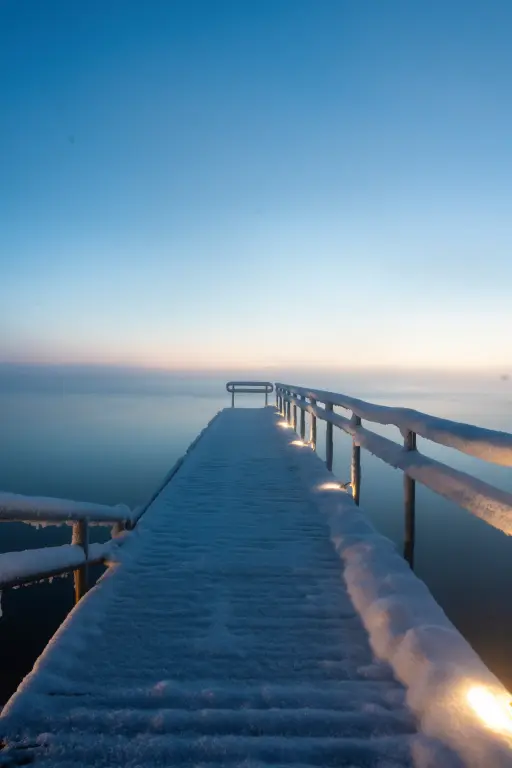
(0, 541), (115, 587)
(0, 492), (132, 525)
(277, 382), (512, 467)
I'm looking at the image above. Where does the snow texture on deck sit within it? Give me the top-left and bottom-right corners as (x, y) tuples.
(1, 409), (511, 767)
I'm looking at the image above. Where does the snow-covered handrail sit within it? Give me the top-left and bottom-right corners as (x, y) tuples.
(0, 540), (115, 590)
(276, 383), (512, 549)
(227, 381), (274, 407)
(0, 493), (131, 602)
(0, 492), (132, 525)
(276, 383), (512, 466)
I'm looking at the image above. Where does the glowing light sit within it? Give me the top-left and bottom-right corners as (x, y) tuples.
(318, 482), (343, 491)
(290, 440), (306, 447)
(277, 421), (291, 429)
(467, 686), (512, 734)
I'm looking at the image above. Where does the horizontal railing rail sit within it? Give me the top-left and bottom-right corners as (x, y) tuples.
(277, 383), (512, 466)
(0, 540), (114, 591)
(0, 492), (132, 603)
(275, 382), (512, 566)
(0, 492), (132, 526)
(226, 380), (274, 407)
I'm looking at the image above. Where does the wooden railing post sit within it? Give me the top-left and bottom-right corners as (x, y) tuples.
(300, 396), (306, 440)
(286, 393), (291, 422)
(73, 519), (89, 604)
(231, 390), (235, 407)
(351, 415), (361, 505)
(325, 402), (334, 471)
(404, 430), (417, 567)
(310, 398), (317, 450)
(293, 396), (297, 432)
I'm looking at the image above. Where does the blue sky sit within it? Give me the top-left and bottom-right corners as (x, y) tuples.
(1, 0), (511, 370)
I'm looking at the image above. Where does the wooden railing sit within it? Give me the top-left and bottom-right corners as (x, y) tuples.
(275, 382), (512, 566)
(227, 381), (274, 407)
(0, 493), (132, 601)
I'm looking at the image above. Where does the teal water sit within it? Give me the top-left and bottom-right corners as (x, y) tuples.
(0, 364), (511, 703)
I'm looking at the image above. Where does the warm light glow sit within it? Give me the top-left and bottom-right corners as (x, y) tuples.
(290, 439), (307, 446)
(318, 482), (343, 491)
(467, 686), (512, 734)
(277, 421), (291, 429)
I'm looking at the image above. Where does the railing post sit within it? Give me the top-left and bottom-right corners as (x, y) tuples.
(265, 389), (268, 407)
(293, 396), (297, 432)
(310, 398), (317, 450)
(351, 415), (361, 505)
(286, 392), (291, 422)
(404, 430), (417, 567)
(231, 390), (235, 408)
(73, 519), (89, 604)
(325, 402), (334, 471)
(300, 396), (306, 440)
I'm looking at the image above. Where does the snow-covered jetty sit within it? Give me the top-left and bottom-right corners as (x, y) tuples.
(2, 382), (512, 767)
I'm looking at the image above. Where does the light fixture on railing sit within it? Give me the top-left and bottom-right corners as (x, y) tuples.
(277, 421), (291, 429)
(467, 685), (512, 735)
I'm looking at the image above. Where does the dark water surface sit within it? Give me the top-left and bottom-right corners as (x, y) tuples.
(1, 364), (511, 703)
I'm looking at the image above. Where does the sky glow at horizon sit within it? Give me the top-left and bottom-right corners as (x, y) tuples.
(1, 0), (511, 372)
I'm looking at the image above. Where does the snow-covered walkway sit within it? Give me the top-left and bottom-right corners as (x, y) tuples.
(1, 409), (511, 767)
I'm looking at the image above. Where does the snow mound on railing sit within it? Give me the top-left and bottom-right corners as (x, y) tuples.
(0, 541), (116, 586)
(283, 433), (512, 766)
(0, 492), (132, 525)
(277, 382), (512, 466)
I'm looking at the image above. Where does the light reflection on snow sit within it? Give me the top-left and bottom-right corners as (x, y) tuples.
(290, 440), (307, 447)
(277, 421), (291, 429)
(467, 685), (512, 734)
(318, 482), (343, 491)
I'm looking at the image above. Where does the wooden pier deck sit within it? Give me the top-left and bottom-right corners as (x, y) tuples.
(1, 399), (512, 767)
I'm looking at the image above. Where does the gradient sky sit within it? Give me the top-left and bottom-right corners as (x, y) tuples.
(1, 0), (511, 371)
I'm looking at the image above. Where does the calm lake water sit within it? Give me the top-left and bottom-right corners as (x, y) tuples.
(1, 364), (511, 704)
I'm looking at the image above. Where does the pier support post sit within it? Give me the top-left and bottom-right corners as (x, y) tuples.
(351, 415), (361, 505)
(325, 403), (334, 471)
(73, 519), (89, 604)
(300, 396), (306, 440)
(293, 399), (297, 432)
(404, 430), (417, 567)
(310, 398), (317, 450)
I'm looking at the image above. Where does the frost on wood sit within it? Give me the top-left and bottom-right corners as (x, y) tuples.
(0, 491), (132, 525)
(1, 408), (511, 768)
